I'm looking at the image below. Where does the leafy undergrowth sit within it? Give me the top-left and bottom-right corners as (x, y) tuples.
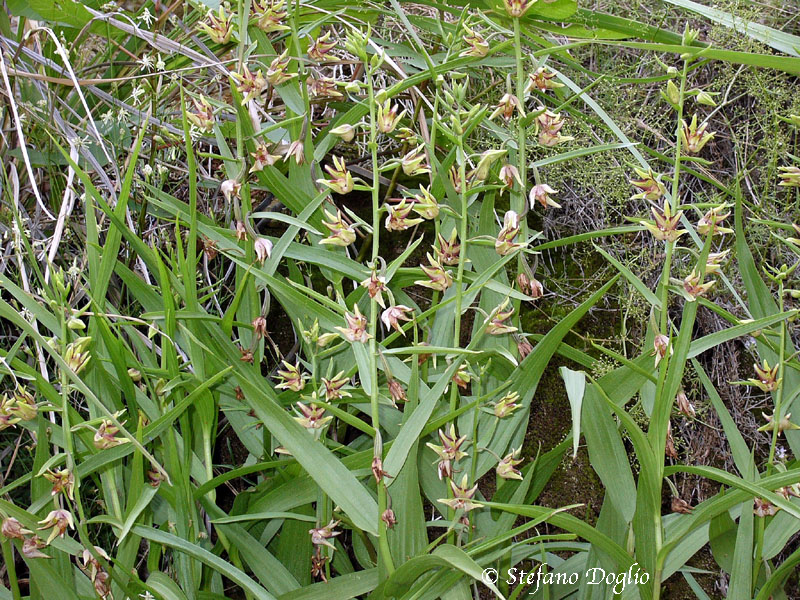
(1, 0), (800, 599)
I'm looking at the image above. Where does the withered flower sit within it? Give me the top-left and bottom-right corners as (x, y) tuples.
(653, 333), (672, 368)
(22, 536), (50, 559)
(675, 389), (695, 418)
(254, 237), (273, 264)
(665, 421), (677, 459)
(282, 140), (305, 165)
(381, 508), (397, 529)
(387, 378), (407, 406)
(1, 517), (32, 540)
(372, 457), (393, 483)
(671, 497), (693, 514)
(252, 316), (268, 340)
(754, 498), (779, 518)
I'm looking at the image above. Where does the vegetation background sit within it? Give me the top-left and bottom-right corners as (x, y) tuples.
(1, 0), (800, 599)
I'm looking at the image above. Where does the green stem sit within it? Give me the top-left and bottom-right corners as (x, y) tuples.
(366, 60), (395, 578)
(1, 539), (21, 600)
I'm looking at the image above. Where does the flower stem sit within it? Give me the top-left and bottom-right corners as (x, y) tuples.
(366, 60), (395, 577)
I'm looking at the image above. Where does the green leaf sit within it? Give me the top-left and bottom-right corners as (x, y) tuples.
(559, 367), (585, 459)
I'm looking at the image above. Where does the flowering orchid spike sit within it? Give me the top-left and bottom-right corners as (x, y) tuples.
(321, 372), (351, 401)
(232, 65), (267, 104)
(416, 253), (453, 291)
(381, 305), (413, 334)
(198, 6), (234, 44)
(778, 166), (800, 187)
(438, 475), (483, 512)
(275, 361), (307, 392)
(629, 168), (666, 201)
(502, 0), (538, 18)
(336, 305), (371, 343)
(641, 200), (686, 242)
(535, 109), (573, 147)
(495, 210), (522, 256)
(492, 391), (520, 418)
(385, 198), (424, 231)
(308, 30), (337, 61)
(490, 93), (524, 121)
(361, 269), (388, 307)
(250, 143), (281, 172)
(680, 114), (715, 154)
(253, 0), (289, 33)
(497, 447), (524, 480)
(376, 98), (406, 134)
(529, 184), (560, 209)
(460, 24), (489, 57)
(187, 95), (215, 131)
(293, 402), (332, 429)
(435, 229), (461, 266)
(320, 209), (356, 246)
(318, 156), (354, 194)
(411, 186), (440, 220)
(526, 67), (564, 93)
(486, 298), (518, 335)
